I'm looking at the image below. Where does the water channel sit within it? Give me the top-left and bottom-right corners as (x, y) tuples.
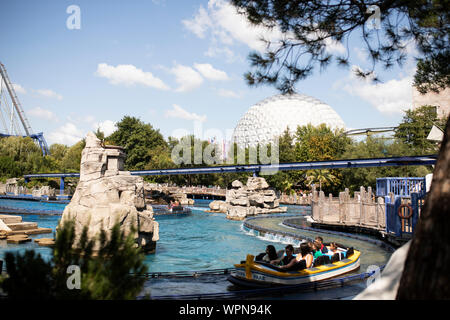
(0, 198), (393, 299)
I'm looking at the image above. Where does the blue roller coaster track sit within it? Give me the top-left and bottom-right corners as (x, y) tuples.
(0, 62), (50, 156)
(23, 155), (437, 197)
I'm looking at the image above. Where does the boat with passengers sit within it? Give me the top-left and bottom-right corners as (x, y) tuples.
(228, 243), (360, 288)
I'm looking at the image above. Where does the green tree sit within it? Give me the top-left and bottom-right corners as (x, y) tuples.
(1, 219), (148, 300)
(108, 116), (168, 170)
(340, 136), (432, 192)
(305, 169), (338, 192)
(231, 0), (449, 93)
(395, 105), (447, 154)
(0, 136), (48, 177)
(60, 140), (86, 172)
(414, 52), (450, 94)
(294, 124), (350, 161)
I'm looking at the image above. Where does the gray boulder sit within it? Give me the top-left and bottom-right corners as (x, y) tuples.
(60, 132), (159, 253)
(225, 177), (287, 220)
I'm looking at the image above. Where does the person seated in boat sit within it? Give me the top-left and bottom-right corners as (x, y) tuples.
(315, 236), (328, 253)
(279, 243), (313, 270)
(255, 245), (278, 262)
(312, 241), (324, 259)
(270, 244), (296, 266)
(328, 242), (344, 262)
(168, 201), (173, 210)
(329, 242), (339, 254)
(306, 241), (315, 252)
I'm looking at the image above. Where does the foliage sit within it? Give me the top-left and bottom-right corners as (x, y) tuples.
(265, 124), (350, 194)
(340, 136), (432, 192)
(294, 124), (350, 161)
(231, 0), (449, 93)
(61, 142), (82, 172)
(107, 116), (168, 171)
(414, 51), (450, 94)
(1, 219), (148, 300)
(1, 108), (442, 193)
(1, 250), (54, 299)
(305, 169), (338, 192)
(0, 136), (53, 178)
(394, 105), (447, 154)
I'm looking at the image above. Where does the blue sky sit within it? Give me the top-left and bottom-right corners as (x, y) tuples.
(0, 0), (418, 146)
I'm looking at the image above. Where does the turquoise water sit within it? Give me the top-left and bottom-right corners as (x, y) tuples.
(0, 199), (310, 272)
(0, 198), (67, 214)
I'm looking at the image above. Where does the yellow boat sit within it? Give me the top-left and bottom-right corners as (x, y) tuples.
(228, 246), (361, 288)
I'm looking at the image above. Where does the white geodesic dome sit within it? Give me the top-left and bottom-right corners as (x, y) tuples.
(232, 93), (346, 148)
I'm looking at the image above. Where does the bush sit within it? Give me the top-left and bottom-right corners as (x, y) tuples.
(1, 219), (148, 300)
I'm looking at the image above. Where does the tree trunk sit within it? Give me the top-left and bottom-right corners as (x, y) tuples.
(396, 116), (450, 299)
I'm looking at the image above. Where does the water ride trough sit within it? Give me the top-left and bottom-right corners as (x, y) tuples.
(229, 244), (360, 288)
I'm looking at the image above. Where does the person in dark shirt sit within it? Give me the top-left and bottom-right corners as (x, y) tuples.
(315, 236), (328, 253)
(255, 245), (278, 262)
(270, 244), (296, 266)
(280, 243), (313, 270)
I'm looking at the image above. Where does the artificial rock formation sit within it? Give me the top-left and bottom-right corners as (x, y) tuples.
(60, 132), (159, 253)
(209, 177), (287, 220)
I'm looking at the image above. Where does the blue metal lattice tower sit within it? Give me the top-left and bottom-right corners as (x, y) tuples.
(0, 62), (50, 155)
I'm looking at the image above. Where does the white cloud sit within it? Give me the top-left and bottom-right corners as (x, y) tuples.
(183, 0), (284, 56)
(182, 5), (212, 38)
(93, 120), (116, 137)
(193, 63), (229, 81)
(48, 122), (84, 146)
(95, 63), (169, 90)
(184, 1), (348, 61)
(170, 64), (204, 92)
(204, 46), (239, 63)
(28, 107), (58, 121)
(12, 83), (26, 94)
(35, 89), (63, 100)
(165, 104), (207, 122)
(338, 66), (413, 115)
(324, 37), (346, 54)
(217, 88), (240, 98)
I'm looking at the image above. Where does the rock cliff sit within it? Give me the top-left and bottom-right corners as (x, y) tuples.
(209, 177), (287, 220)
(60, 132), (159, 253)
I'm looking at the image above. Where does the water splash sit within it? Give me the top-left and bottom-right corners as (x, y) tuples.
(240, 224), (303, 246)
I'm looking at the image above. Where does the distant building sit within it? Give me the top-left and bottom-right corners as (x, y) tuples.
(232, 93), (345, 149)
(412, 87), (450, 120)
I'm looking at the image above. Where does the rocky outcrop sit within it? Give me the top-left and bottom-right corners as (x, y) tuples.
(143, 183), (195, 205)
(168, 191), (195, 206)
(209, 177), (287, 220)
(60, 132), (159, 253)
(208, 200), (229, 213)
(31, 186), (56, 198)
